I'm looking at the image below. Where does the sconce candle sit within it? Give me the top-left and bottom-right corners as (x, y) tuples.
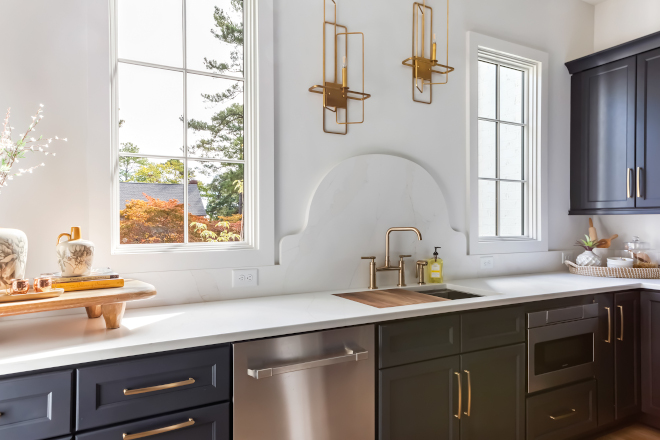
(342, 56), (348, 88)
(432, 34), (437, 61)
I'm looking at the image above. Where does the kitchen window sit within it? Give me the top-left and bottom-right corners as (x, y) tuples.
(467, 32), (548, 254)
(110, 0), (269, 256)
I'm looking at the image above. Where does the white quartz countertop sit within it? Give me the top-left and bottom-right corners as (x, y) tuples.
(2, 272), (660, 376)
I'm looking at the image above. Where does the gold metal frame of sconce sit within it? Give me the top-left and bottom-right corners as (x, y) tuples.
(308, 0), (371, 135)
(401, 0), (454, 104)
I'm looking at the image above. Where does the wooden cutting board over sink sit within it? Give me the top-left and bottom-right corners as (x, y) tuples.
(334, 289), (449, 308)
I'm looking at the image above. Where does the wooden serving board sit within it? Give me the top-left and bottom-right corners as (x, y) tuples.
(334, 289), (449, 308)
(0, 280), (156, 329)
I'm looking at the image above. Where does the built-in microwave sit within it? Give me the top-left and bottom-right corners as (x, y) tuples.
(528, 303), (599, 393)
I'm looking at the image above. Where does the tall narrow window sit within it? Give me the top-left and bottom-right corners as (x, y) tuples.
(477, 59), (527, 238)
(114, 0), (246, 247)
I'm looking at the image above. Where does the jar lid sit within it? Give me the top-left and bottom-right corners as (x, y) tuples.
(625, 236), (651, 251)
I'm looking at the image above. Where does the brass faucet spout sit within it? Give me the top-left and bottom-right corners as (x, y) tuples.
(383, 227), (423, 268)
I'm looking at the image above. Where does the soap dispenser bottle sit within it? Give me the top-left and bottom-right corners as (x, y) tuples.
(427, 247), (444, 284)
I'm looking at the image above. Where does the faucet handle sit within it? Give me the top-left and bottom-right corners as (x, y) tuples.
(399, 255), (412, 259)
(361, 256), (377, 261)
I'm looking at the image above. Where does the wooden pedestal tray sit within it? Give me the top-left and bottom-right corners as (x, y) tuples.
(0, 280), (156, 329)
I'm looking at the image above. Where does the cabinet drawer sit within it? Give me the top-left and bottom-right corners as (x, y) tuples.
(527, 380), (597, 440)
(379, 314), (459, 368)
(461, 306), (525, 352)
(0, 370), (72, 440)
(76, 403), (229, 440)
(77, 345), (230, 431)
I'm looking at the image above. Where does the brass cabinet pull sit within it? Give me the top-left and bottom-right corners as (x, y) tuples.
(124, 378), (195, 396)
(464, 370), (472, 416)
(637, 167), (642, 198)
(618, 305), (624, 341)
(605, 307), (612, 343)
(550, 409), (576, 421)
(123, 418), (194, 440)
(627, 168), (632, 198)
(455, 371), (462, 419)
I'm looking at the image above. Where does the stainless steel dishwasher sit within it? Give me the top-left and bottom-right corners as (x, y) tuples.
(233, 324), (375, 440)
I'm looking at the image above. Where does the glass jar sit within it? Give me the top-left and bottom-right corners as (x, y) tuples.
(624, 236), (658, 268)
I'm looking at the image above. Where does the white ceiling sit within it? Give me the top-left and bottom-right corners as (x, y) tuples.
(582, 0), (609, 4)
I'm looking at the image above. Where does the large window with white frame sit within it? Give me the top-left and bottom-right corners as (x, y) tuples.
(467, 32), (548, 255)
(112, 0), (250, 249)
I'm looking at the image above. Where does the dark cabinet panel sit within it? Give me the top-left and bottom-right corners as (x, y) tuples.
(76, 403), (229, 440)
(595, 293), (615, 426)
(526, 380), (597, 440)
(615, 291), (640, 419)
(636, 48), (660, 208)
(379, 314), (460, 368)
(379, 356), (460, 440)
(570, 56), (636, 212)
(0, 370), (72, 440)
(460, 306), (525, 353)
(642, 291), (660, 417)
(77, 345), (230, 431)
(459, 344), (525, 440)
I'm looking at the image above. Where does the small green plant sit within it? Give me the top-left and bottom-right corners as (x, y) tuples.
(575, 235), (599, 251)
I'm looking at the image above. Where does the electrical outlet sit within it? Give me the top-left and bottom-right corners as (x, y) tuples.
(232, 269), (258, 287)
(480, 256), (494, 270)
(561, 252), (571, 264)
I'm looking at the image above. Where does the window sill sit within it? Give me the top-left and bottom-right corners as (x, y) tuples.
(469, 237), (548, 255)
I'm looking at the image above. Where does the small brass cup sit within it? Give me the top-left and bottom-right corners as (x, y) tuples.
(34, 277), (53, 293)
(8, 279), (30, 295)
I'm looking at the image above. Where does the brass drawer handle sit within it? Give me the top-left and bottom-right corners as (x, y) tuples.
(605, 307), (611, 343)
(123, 418), (194, 440)
(550, 409), (576, 421)
(618, 305), (624, 341)
(637, 167), (642, 198)
(627, 168), (632, 198)
(464, 370), (472, 416)
(124, 378), (195, 396)
(454, 371), (462, 419)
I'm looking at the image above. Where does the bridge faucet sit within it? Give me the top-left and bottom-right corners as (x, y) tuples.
(380, 227), (423, 269)
(361, 227), (423, 289)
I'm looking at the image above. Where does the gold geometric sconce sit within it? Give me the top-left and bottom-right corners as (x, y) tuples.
(308, 0), (371, 135)
(402, 0), (454, 104)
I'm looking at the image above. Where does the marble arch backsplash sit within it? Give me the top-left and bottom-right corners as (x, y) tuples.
(5, 154), (572, 321)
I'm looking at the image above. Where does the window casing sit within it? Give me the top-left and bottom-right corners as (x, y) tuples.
(467, 32), (548, 255)
(110, 0), (259, 254)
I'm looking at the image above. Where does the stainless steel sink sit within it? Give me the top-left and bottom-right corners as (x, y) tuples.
(414, 288), (482, 300)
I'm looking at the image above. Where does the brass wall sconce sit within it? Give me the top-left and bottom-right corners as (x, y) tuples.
(402, 0), (454, 104)
(308, 0), (371, 135)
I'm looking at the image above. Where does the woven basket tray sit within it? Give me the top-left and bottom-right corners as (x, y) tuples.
(565, 260), (660, 279)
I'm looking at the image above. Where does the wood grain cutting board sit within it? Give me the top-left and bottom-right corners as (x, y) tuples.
(334, 289), (449, 308)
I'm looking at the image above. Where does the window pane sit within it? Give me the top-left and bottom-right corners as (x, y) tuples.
(119, 157), (185, 244)
(478, 61), (497, 119)
(499, 181), (523, 236)
(119, 63), (184, 157)
(499, 66), (523, 123)
(478, 120), (496, 178)
(479, 180), (496, 237)
(186, 0), (244, 76)
(187, 73), (244, 160)
(499, 124), (523, 180)
(118, 0), (183, 67)
(188, 161), (244, 242)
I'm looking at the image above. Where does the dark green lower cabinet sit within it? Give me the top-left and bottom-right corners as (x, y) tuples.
(379, 344), (525, 440)
(379, 356), (460, 440)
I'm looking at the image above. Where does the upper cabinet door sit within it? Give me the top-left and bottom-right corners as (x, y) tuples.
(636, 48), (660, 208)
(571, 57), (636, 212)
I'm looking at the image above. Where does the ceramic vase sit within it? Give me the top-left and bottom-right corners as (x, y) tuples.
(56, 227), (95, 277)
(576, 250), (602, 267)
(0, 228), (28, 290)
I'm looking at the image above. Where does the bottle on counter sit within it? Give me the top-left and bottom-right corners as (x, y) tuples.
(427, 247), (444, 284)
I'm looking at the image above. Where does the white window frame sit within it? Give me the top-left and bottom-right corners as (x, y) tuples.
(467, 32), (548, 255)
(84, 0), (274, 272)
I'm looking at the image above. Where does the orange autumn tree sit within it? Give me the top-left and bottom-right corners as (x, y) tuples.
(120, 195), (241, 244)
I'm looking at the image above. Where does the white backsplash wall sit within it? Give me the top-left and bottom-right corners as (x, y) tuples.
(0, 0), (594, 314)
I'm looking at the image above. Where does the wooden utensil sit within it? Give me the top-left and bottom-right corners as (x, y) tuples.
(589, 218), (598, 242)
(597, 234), (618, 249)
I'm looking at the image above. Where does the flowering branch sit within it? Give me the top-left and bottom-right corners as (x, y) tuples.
(0, 104), (67, 193)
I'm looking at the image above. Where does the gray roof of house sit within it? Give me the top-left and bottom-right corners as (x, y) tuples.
(120, 182), (207, 216)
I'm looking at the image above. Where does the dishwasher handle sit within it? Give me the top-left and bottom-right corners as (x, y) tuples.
(247, 348), (369, 379)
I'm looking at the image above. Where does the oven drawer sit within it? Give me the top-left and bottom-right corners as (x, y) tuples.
(76, 345), (230, 430)
(0, 370), (72, 440)
(526, 380), (597, 440)
(76, 403), (229, 440)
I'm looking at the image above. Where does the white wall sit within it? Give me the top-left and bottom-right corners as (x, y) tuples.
(0, 0), (594, 311)
(594, 0), (660, 52)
